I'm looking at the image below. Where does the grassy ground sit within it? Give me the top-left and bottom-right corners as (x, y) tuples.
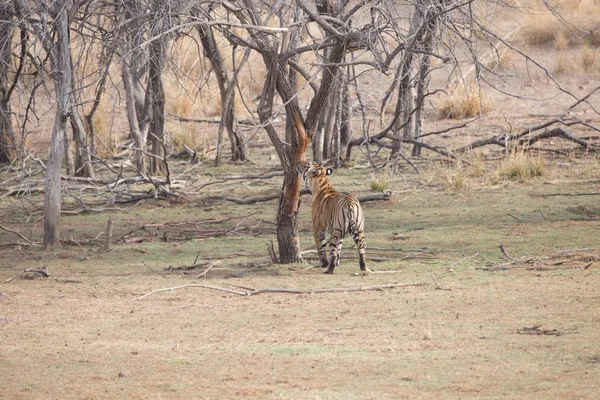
(1, 151), (599, 399)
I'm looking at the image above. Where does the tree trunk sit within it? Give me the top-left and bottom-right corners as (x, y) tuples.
(69, 50), (94, 178)
(257, 58), (306, 263)
(43, 3), (72, 249)
(276, 169), (303, 263)
(70, 110), (95, 178)
(63, 123), (74, 176)
(0, 4), (14, 163)
(148, 31), (166, 175)
(413, 2), (437, 157)
(122, 57), (146, 172)
(340, 67), (352, 161)
(121, 0), (149, 172)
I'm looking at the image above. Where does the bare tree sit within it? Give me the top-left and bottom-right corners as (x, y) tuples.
(218, 0), (383, 262)
(193, 5), (248, 165)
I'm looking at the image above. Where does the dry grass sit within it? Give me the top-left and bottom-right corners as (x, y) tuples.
(496, 149), (546, 183)
(438, 87), (492, 119)
(445, 165), (468, 191)
(555, 54), (579, 75)
(2, 154), (600, 399)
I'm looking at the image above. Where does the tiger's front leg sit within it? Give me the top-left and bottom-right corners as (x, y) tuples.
(314, 229), (329, 268)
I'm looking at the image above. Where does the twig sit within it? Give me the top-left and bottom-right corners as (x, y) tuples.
(194, 262), (219, 278)
(448, 252), (480, 272)
(431, 274), (450, 291)
(134, 281), (431, 300)
(267, 240), (279, 264)
(196, 170), (283, 190)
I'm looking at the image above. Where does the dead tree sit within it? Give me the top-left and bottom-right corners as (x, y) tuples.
(193, 5), (248, 165)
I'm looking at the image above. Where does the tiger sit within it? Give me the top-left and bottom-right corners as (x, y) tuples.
(299, 161), (368, 274)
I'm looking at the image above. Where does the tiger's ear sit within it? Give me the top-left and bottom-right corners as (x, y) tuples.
(325, 168), (332, 175)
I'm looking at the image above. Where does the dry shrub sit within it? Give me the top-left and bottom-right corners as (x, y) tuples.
(520, 12), (560, 46)
(519, 0), (600, 47)
(580, 47), (597, 71)
(439, 88), (491, 119)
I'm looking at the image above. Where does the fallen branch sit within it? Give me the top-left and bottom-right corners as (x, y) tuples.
(203, 189), (392, 205)
(3, 266), (49, 283)
(517, 326), (564, 336)
(0, 224), (32, 244)
(134, 281), (431, 300)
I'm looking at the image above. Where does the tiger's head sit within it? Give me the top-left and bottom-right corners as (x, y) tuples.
(298, 161), (332, 193)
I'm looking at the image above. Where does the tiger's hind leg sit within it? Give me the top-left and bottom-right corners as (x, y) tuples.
(314, 229), (328, 268)
(352, 227), (368, 272)
(324, 230), (343, 274)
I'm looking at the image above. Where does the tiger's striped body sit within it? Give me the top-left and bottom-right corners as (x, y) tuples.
(300, 161), (367, 274)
